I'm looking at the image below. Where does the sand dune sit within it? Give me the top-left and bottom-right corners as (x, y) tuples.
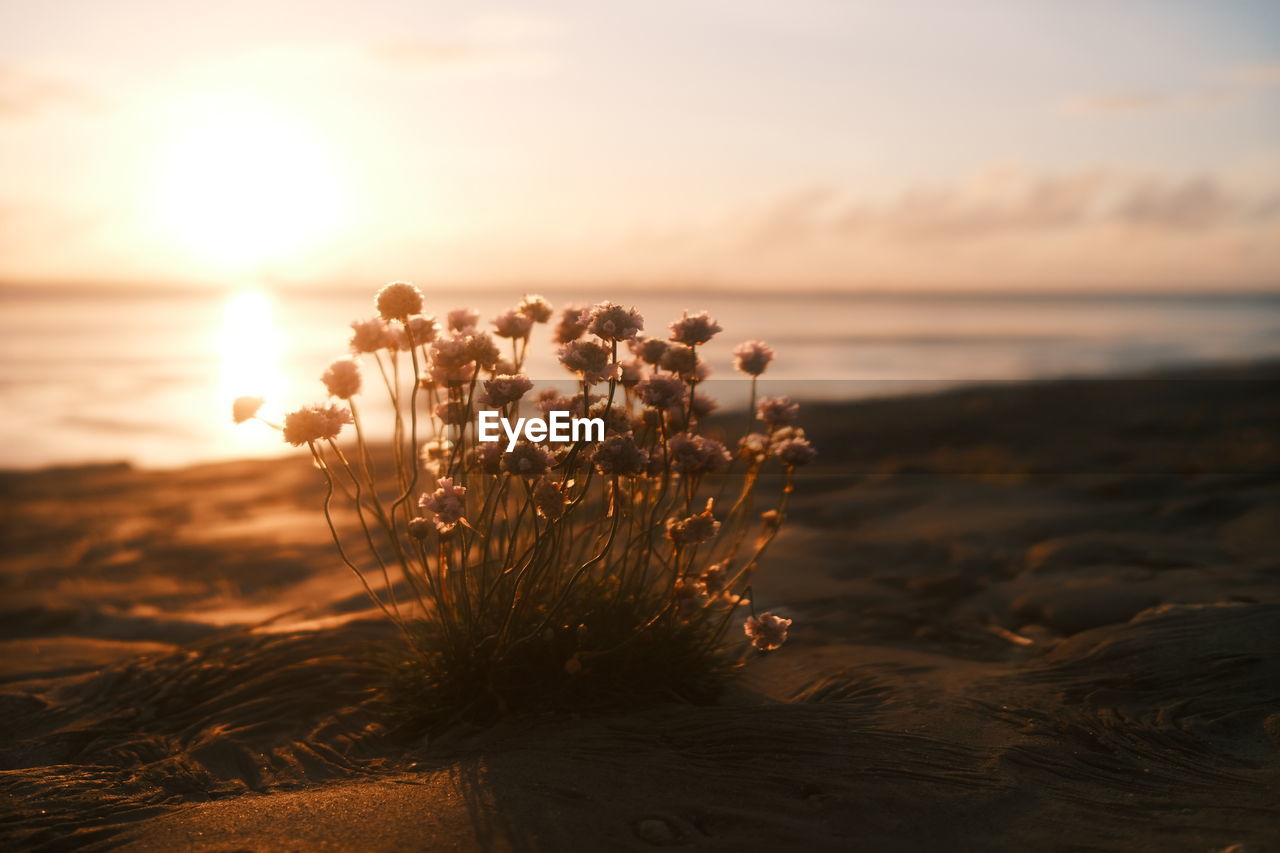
(2, 363), (1277, 850)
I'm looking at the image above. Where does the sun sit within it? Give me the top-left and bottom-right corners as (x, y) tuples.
(149, 92), (351, 271)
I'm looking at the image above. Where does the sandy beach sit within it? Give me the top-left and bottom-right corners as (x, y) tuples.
(2, 361), (1277, 851)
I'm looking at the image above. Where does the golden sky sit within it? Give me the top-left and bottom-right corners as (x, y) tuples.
(2, 0), (1279, 290)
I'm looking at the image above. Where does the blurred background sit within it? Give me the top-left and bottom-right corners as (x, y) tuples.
(1, 0), (1278, 467)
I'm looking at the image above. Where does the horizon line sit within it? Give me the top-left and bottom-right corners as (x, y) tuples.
(3, 278), (1279, 302)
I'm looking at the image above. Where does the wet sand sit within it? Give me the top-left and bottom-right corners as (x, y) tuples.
(2, 363), (1278, 851)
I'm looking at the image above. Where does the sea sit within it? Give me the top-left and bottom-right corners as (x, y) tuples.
(2, 285), (1277, 469)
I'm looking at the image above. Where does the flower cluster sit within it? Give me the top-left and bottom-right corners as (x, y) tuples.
(322, 358), (361, 399)
(281, 404), (351, 446)
(733, 340), (774, 376)
(558, 339), (614, 385)
(376, 281), (424, 321)
(744, 612), (792, 652)
(669, 311), (722, 346)
(419, 477), (468, 533)
(235, 283), (813, 723)
(667, 501), (721, 546)
(592, 434), (649, 478)
(587, 302), (644, 342)
(482, 374), (534, 408)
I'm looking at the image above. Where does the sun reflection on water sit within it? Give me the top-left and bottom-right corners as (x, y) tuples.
(218, 290), (286, 453)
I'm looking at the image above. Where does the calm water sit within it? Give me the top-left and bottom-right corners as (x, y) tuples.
(2, 285), (1278, 468)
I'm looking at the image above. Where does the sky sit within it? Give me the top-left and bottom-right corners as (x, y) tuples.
(1, 0), (1278, 291)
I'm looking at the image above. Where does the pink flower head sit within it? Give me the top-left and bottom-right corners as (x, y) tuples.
(501, 441), (556, 477)
(587, 302), (644, 342)
(555, 305), (590, 344)
(493, 308), (534, 339)
(666, 500), (720, 546)
(636, 374), (688, 410)
(375, 281), (424, 321)
(430, 334), (472, 369)
(419, 477), (468, 532)
(407, 517), (432, 540)
(773, 435), (817, 468)
(739, 432), (769, 463)
(419, 438), (454, 474)
(659, 344), (697, 378)
(405, 314), (439, 346)
(483, 374), (534, 407)
(673, 579), (706, 620)
(770, 425), (804, 443)
(322, 358), (361, 399)
(350, 318), (393, 354)
(470, 440), (504, 475)
(630, 336), (669, 366)
(699, 562), (729, 596)
(282, 404), (351, 446)
(448, 308), (480, 332)
(518, 293), (554, 323)
(386, 326), (411, 351)
(667, 434), (731, 476)
(757, 396), (800, 426)
(558, 339), (614, 385)
(592, 434), (650, 478)
(733, 340), (774, 376)
(427, 335), (475, 386)
(428, 361), (475, 388)
(532, 478), (566, 520)
(744, 611), (791, 651)
(669, 311), (721, 346)
(465, 332), (501, 370)
(588, 399), (634, 436)
(232, 395), (264, 424)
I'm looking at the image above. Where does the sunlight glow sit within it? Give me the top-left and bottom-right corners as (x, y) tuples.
(218, 290), (286, 448)
(150, 93), (350, 271)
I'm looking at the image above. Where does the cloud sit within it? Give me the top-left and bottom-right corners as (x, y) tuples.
(1062, 61), (1280, 116)
(0, 65), (99, 118)
(742, 185), (841, 250)
(588, 169), (1280, 289)
(1113, 176), (1235, 229)
(841, 171), (1109, 240)
(736, 170), (1280, 248)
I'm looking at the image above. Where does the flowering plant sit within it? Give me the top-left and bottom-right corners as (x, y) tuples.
(235, 283), (814, 723)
